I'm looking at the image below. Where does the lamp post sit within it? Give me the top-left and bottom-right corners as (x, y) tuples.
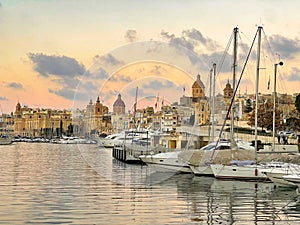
(272, 61), (283, 151)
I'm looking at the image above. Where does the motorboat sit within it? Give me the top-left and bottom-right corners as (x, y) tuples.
(189, 139), (255, 176)
(261, 163), (300, 187)
(139, 151), (192, 173)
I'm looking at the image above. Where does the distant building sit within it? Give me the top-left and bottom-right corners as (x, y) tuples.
(13, 102), (72, 137)
(113, 94), (126, 115)
(84, 97), (110, 135)
(192, 74), (210, 125)
(223, 80), (234, 111)
(161, 105), (178, 133)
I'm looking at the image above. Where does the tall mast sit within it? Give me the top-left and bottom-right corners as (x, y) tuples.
(230, 27), (238, 148)
(209, 68), (213, 143)
(211, 63), (216, 142)
(133, 86), (138, 129)
(255, 26), (263, 156)
(272, 61), (283, 150)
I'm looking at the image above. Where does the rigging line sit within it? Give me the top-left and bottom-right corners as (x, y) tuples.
(262, 29), (277, 63)
(216, 31), (234, 77)
(238, 31), (256, 94)
(262, 29), (291, 94)
(210, 28), (259, 161)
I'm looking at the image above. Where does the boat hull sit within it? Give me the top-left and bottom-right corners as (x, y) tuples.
(210, 164), (268, 180)
(139, 152), (192, 173)
(189, 164), (213, 176)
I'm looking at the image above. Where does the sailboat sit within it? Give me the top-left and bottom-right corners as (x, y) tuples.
(190, 27), (256, 176)
(210, 26), (270, 180)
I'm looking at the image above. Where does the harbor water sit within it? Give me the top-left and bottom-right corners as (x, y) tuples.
(1, 142), (300, 224)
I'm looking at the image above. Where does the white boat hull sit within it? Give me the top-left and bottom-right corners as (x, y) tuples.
(283, 175), (300, 188)
(267, 172), (297, 187)
(139, 152), (192, 173)
(189, 164), (213, 176)
(210, 164), (268, 180)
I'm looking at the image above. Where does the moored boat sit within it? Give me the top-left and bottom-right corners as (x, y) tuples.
(139, 151), (192, 173)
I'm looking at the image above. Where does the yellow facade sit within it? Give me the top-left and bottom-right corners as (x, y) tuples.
(84, 97), (111, 135)
(13, 102), (72, 137)
(192, 74), (210, 125)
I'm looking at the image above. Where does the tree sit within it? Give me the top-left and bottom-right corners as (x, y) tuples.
(295, 94), (300, 115)
(286, 117), (300, 131)
(244, 98), (253, 113)
(247, 101), (283, 131)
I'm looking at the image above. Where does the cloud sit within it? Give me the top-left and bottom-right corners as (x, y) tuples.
(109, 73), (133, 83)
(161, 28), (220, 53)
(7, 82), (23, 89)
(28, 53), (86, 77)
(142, 80), (176, 90)
(0, 96), (8, 101)
(182, 28), (220, 51)
(161, 30), (194, 51)
(27, 53), (90, 101)
(51, 76), (80, 89)
(125, 29), (137, 42)
(286, 67), (300, 82)
(94, 53), (124, 66)
(49, 88), (89, 102)
(91, 68), (110, 79)
(268, 35), (300, 59)
(150, 65), (168, 76)
(160, 29), (224, 71)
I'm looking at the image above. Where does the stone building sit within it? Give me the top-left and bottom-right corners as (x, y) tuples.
(13, 102), (72, 137)
(192, 74), (210, 125)
(223, 80), (234, 111)
(113, 94), (126, 115)
(84, 97), (110, 135)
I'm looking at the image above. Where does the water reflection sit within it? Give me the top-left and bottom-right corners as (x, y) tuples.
(0, 143), (299, 224)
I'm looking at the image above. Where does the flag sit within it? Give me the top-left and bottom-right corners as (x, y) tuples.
(162, 98), (164, 106)
(267, 77), (270, 90)
(155, 102), (157, 109)
(183, 86), (185, 92)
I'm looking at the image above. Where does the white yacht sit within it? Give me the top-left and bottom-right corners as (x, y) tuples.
(189, 139), (255, 176)
(261, 163), (300, 187)
(139, 151), (192, 173)
(210, 161), (268, 180)
(282, 174), (300, 188)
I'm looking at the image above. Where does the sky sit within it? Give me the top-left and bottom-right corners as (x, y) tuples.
(1, 0), (300, 114)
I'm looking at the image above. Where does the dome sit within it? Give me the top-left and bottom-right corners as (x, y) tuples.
(113, 94), (125, 107)
(192, 74), (205, 89)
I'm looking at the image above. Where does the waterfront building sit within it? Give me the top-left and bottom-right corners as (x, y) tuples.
(111, 113), (130, 133)
(223, 80), (234, 111)
(161, 105), (179, 133)
(192, 74), (210, 125)
(84, 97), (110, 135)
(172, 105), (194, 126)
(152, 111), (162, 131)
(179, 95), (193, 107)
(13, 102), (72, 137)
(0, 113), (14, 135)
(113, 94), (126, 115)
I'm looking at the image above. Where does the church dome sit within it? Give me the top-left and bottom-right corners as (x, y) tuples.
(192, 74), (205, 88)
(113, 94), (125, 107)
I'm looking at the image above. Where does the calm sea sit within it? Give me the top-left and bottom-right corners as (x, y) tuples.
(0, 142), (300, 224)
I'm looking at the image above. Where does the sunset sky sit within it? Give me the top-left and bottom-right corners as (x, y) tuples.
(1, 0), (300, 114)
